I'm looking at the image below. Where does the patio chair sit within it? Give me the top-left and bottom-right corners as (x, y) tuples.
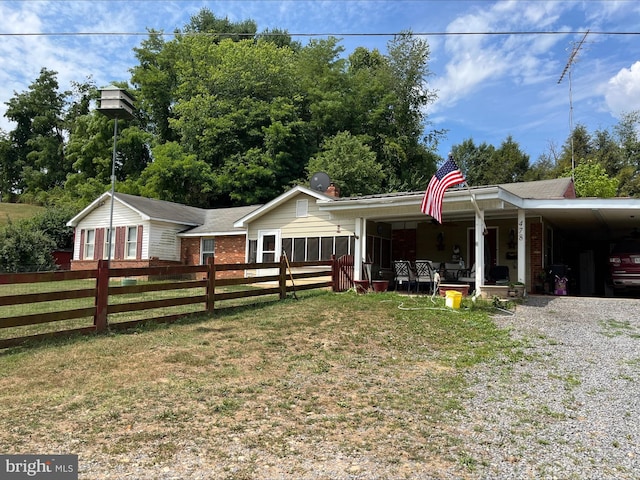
(444, 262), (462, 282)
(393, 260), (416, 292)
(458, 263), (477, 291)
(414, 260), (437, 294)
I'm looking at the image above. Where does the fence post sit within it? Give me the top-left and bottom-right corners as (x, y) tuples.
(94, 259), (109, 332)
(206, 256), (215, 313)
(331, 255), (337, 292)
(279, 255), (287, 300)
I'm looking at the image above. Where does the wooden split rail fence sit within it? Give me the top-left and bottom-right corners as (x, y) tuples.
(0, 255), (356, 348)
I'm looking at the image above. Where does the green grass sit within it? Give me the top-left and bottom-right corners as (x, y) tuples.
(0, 202), (44, 225)
(0, 291), (524, 477)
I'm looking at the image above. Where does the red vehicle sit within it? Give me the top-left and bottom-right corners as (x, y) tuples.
(609, 238), (640, 291)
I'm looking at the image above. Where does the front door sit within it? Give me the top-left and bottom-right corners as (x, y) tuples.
(257, 230), (281, 275)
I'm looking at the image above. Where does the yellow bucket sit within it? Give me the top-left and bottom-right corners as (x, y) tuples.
(445, 290), (462, 309)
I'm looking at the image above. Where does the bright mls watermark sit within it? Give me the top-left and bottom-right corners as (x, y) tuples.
(0, 455), (78, 479)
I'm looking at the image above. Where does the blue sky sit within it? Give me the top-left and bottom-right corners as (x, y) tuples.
(0, 0), (639, 163)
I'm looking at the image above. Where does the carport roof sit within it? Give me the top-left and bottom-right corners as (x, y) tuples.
(319, 177), (639, 233)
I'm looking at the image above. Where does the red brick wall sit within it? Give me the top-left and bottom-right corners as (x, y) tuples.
(181, 238), (200, 266)
(214, 236), (246, 264)
(180, 236), (246, 278)
(70, 258), (182, 270)
(180, 236), (246, 265)
(530, 222), (543, 287)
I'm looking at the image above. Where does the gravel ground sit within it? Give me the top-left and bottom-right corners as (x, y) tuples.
(447, 295), (640, 480)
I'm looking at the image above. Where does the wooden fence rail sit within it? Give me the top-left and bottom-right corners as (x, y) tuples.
(0, 255), (346, 348)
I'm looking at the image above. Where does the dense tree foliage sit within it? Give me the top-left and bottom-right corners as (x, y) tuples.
(307, 131), (384, 197)
(0, 219), (57, 272)
(569, 161), (619, 198)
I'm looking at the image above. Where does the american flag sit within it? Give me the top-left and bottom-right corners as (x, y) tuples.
(420, 156), (466, 223)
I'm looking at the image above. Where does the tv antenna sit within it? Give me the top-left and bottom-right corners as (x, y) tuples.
(557, 29), (589, 176)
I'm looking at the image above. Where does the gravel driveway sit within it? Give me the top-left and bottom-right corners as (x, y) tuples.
(449, 295), (640, 480)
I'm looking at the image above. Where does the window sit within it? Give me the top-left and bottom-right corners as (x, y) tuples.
(202, 238), (215, 264)
(279, 235), (353, 262)
(104, 228), (115, 260)
(248, 240), (257, 263)
(84, 229), (95, 260)
(126, 226), (138, 259)
(282, 238), (292, 261)
(261, 234), (277, 262)
(296, 199), (308, 218)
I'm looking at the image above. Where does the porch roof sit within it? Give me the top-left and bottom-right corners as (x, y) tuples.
(318, 177), (640, 232)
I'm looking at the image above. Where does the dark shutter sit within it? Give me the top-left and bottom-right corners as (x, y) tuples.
(79, 229), (85, 260)
(115, 226), (126, 260)
(95, 228), (105, 260)
(136, 225), (143, 260)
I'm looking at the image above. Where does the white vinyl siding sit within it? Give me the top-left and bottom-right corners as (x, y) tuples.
(247, 193), (355, 241)
(148, 220), (183, 261)
(74, 201), (146, 261)
(72, 199), (194, 262)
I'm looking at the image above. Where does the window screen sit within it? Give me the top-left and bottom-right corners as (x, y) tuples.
(335, 236), (349, 258)
(321, 237), (334, 260)
(307, 237), (319, 261)
(293, 238), (306, 262)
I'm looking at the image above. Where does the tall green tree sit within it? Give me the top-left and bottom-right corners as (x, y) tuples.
(557, 124), (592, 174)
(613, 111), (640, 197)
(171, 37), (305, 204)
(307, 131), (384, 197)
(0, 130), (19, 202)
(4, 68), (69, 197)
(130, 31), (179, 143)
(489, 135), (530, 184)
(568, 161), (618, 198)
(451, 139), (495, 186)
(372, 33), (438, 190)
(137, 142), (217, 207)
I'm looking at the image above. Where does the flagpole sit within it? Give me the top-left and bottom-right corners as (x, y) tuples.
(464, 183), (488, 235)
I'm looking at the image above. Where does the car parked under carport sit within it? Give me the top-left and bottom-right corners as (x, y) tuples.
(608, 236), (640, 293)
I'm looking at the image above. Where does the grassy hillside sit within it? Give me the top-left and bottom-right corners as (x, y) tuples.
(0, 202), (44, 225)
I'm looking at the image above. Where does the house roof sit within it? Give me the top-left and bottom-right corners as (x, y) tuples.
(67, 192), (260, 234)
(498, 177), (575, 199)
(112, 192), (208, 225)
(179, 204), (262, 236)
(66, 191), (207, 227)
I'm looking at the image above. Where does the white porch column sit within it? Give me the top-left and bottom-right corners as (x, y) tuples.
(517, 209), (526, 285)
(475, 210), (485, 292)
(354, 217), (365, 281)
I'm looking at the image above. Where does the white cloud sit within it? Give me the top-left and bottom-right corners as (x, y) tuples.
(429, 1), (570, 113)
(605, 61), (640, 116)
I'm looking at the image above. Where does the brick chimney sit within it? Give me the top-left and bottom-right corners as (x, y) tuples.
(326, 182), (340, 198)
